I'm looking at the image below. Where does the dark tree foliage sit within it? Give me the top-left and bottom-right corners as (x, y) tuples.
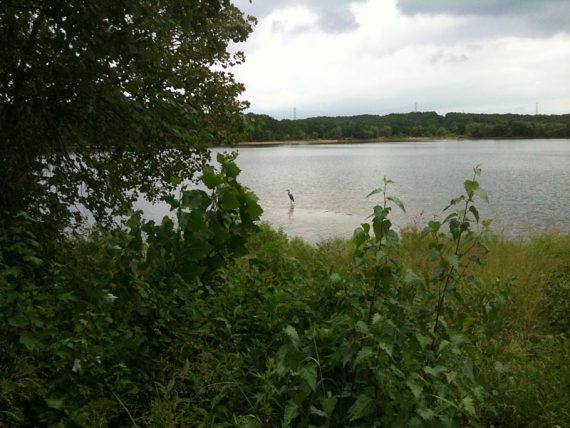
(244, 112), (570, 142)
(0, 0), (254, 227)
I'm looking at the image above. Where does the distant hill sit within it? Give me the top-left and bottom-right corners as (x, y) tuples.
(243, 112), (570, 141)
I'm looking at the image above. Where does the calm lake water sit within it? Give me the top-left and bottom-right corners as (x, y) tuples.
(141, 139), (570, 243)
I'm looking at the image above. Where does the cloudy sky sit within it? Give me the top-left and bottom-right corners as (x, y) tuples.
(231, 0), (570, 119)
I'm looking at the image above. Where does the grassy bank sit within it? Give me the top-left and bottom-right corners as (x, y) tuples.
(2, 222), (569, 426)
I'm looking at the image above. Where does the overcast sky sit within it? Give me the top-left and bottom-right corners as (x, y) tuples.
(231, 0), (570, 119)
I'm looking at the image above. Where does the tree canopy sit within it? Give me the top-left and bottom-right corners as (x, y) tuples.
(244, 112), (570, 142)
(0, 0), (254, 226)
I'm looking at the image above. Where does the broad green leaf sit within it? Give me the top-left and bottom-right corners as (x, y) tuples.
(442, 212), (458, 224)
(220, 188), (240, 210)
(469, 205), (480, 223)
(183, 211), (207, 233)
(415, 333), (431, 350)
(355, 346), (374, 366)
(424, 365), (447, 377)
(299, 364), (317, 391)
(386, 229), (400, 247)
(417, 407), (435, 420)
(474, 186), (489, 202)
(321, 397), (337, 417)
(387, 196), (406, 213)
(461, 396), (476, 416)
(309, 406), (326, 417)
(353, 227), (367, 247)
(169, 176), (182, 186)
(445, 254), (460, 271)
(20, 333), (41, 351)
(45, 397), (64, 410)
(23, 255), (43, 266)
(283, 401), (299, 426)
(202, 166), (222, 189)
(378, 341), (393, 358)
(284, 325), (300, 348)
(355, 321), (369, 334)
(181, 190), (210, 211)
(348, 394), (374, 421)
(406, 380), (423, 399)
(404, 269), (422, 286)
(464, 179), (479, 198)
(218, 154), (241, 178)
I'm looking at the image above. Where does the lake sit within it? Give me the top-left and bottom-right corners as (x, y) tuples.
(141, 139), (570, 243)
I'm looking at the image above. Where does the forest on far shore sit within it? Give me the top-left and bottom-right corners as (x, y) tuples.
(244, 112), (570, 141)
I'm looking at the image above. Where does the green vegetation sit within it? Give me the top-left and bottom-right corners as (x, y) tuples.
(1, 1), (254, 227)
(244, 112), (570, 142)
(2, 163), (569, 426)
(2, 1), (569, 426)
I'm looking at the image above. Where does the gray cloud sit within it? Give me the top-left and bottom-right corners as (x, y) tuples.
(396, 0), (570, 35)
(428, 50), (469, 64)
(234, 0), (365, 33)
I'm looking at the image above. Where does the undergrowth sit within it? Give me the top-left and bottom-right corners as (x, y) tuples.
(1, 162), (569, 427)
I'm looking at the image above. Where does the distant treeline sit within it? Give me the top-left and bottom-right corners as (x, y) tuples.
(244, 112), (570, 141)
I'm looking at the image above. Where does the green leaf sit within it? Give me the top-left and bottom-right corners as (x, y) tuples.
(417, 407), (435, 420)
(406, 380), (423, 399)
(424, 365), (447, 378)
(169, 176), (182, 186)
(284, 325), (300, 349)
(461, 396), (476, 416)
(181, 190), (210, 210)
(442, 212), (458, 224)
(299, 364), (317, 391)
(348, 394), (374, 421)
(218, 153), (241, 178)
(469, 205), (480, 223)
(20, 333), (41, 351)
(45, 397), (64, 410)
(220, 188), (240, 210)
(415, 333), (431, 350)
(464, 179), (479, 196)
(321, 397), (337, 417)
(242, 193), (263, 221)
(444, 196), (465, 211)
(474, 186), (489, 203)
(355, 346), (374, 366)
(445, 254), (460, 271)
(202, 166), (222, 189)
(404, 269), (422, 286)
(387, 196), (406, 212)
(378, 341), (393, 358)
(355, 321), (369, 334)
(353, 227), (368, 247)
(366, 187), (383, 198)
(283, 401), (299, 426)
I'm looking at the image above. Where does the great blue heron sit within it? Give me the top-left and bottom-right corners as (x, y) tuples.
(287, 189), (295, 203)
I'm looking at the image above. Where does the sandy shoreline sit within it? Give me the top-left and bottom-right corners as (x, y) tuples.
(237, 137), (438, 147)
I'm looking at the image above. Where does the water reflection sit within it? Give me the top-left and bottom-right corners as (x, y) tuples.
(288, 203), (295, 223)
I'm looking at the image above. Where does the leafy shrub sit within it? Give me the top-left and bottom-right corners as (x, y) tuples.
(0, 153), (262, 426)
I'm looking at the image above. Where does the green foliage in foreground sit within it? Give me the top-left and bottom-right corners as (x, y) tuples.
(1, 165), (570, 426)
